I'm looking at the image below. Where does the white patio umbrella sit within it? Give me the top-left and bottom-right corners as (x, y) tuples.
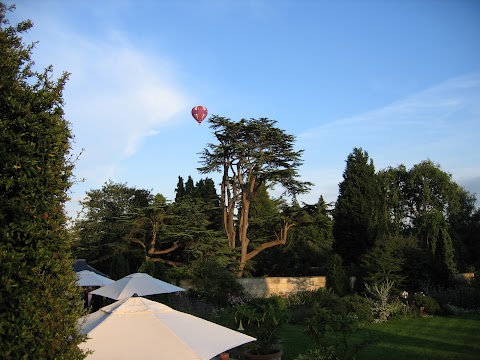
(78, 296), (256, 360)
(90, 272), (185, 300)
(76, 270), (114, 287)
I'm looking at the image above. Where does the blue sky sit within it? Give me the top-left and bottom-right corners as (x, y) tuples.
(11, 0), (480, 218)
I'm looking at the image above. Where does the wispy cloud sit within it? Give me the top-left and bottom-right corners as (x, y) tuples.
(299, 73), (480, 204)
(22, 12), (192, 190)
(65, 37), (190, 155)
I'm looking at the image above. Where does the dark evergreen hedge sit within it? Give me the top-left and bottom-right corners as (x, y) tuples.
(0, 4), (86, 358)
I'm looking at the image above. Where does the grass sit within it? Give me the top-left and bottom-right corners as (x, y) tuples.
(280, 314), (480, 360)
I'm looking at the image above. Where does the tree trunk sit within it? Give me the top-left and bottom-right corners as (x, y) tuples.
(222, 163), (237, 248)
(237, 191), (250, 277)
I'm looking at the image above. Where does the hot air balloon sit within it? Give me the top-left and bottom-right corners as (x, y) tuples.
(191, 106), (208, 125)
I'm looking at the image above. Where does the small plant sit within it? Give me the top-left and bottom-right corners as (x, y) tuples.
(413, 293), (440, 315)
(365, 279), (401, 323)
(234, 297), (288, 356)
(303, 305), (374, 359)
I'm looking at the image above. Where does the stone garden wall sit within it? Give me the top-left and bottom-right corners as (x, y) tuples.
(179, 273), (476, 299)
(179, 276), (328, 298)
(237, 276), (327, 298)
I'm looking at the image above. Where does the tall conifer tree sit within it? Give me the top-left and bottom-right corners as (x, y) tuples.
(333, 148), (379, 266)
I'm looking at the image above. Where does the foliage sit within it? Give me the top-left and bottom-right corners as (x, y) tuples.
(0, 3), (86, 357)
(365, 279), (404, 323)
(425, 280), (480, 310)
(198, 116), (312, 276)
(334, 150), (479, 285)
(253, 196), (334, 277)
(74, 181), (150, 274)
(286, 290), (374, 326)
(383, 160), (470, 278)
(402, 246), (450, 290)
(167, 198), (231, 266)
(326, 253), (350, 296)
(234, 296), (288, 355)
(283, 291), (318, 324)
(450, 192), (480, 271)
(360, 234), (407, 286)
(333, 148), (380, 266)
(311, 288), (350, 315)
(138, 258), (169, 280)
(246, 183), (283, 273)
(287, 289), (373, 358)
(74, 178), (229, 275)
(189, 260), (244, 306)
(109, 253), (131, 280)
(412, 293), (440, 315)
(303, 305), (371, 359)
(441, 304), (478, 316)
(343, 294), (375, 325)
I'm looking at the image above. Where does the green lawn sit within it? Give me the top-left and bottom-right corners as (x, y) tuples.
(280, 314), (480, 360)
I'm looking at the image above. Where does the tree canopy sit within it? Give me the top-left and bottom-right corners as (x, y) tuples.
(330, 147), (480, 290)
(198, 116), (312, 276)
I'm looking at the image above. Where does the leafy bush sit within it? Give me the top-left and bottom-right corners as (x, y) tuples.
(326, 253), (350, 296)
(343, 294), (374, 324)
(285, 290), (317, 307)
(289, 304), (315, 324)
(365, 279), (404, 322)
(190, 260), (244, 306)
(303, 305), (372, 359)
(427, 281), (480, 310)
(441, 304), (476, 316)
(413, 293), (441, 315)
(287, 290), (376, 325)
(311, 288), (349, 315)
(234, 297), (288, 355)
(0, 5), (87, 358)
(284, 291), (317, 324)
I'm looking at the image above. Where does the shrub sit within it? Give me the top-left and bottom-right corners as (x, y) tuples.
(414, 293), (441, 315)
(427, 281), (480, 310)
(190, 260), (244, 306)
(441, 304), (475, 316)
(234, 297), (288, 355)
(326, 253), (350, 296)
(365, 279), (401, 322)
(285, 291), (317, 324)
(311, 288), (349, 315)
(289, 305), (315, 324)
(343, 294), (374, 324)
(285, 290), (316, 307)
(303, 305), (371, 359)
(0, 5), (86, 358)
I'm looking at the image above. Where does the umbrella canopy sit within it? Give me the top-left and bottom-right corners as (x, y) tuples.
(76, 270), (114, 287)
(78, 297), (255, 360)
(90, 272), (185, 300)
